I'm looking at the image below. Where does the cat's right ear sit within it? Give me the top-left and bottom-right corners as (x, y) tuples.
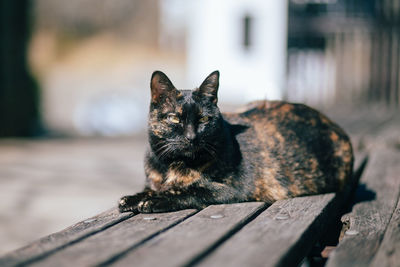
(198, 70), (219, 104)
(150, 71), (176, 103)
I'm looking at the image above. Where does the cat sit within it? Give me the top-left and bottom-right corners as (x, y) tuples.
(118, 71), (353, 213)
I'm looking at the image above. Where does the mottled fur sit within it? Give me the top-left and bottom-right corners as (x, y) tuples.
(119, 71), (353, 213)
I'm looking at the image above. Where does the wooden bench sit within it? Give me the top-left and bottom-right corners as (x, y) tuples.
(0, 157), (366, 267)
(1, 111), (399, 267)
(325, 112), (400, 267)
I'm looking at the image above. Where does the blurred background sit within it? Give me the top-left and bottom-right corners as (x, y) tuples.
(1, 0), (399, 255)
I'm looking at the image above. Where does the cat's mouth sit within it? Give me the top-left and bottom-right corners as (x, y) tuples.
(157, 139), (213, 161)
(179, 143), (202, 158)
(181, 144), (197, 153)
(182, 150), (195, 158)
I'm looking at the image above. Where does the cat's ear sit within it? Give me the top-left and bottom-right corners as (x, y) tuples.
(198, 70), (219, 104)
(150, 71), (177, 103)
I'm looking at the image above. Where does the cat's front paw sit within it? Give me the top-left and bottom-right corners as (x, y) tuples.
(137, 196), (172, 213)
(118, 194), (146, 213)
(118, 191), (157, 213)
(119, 196), (136, 213)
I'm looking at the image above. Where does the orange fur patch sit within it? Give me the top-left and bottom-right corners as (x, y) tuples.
(148, 170), (163, 191)
(165, 168), (202, 187)
(253, 166), (288, 202)
(330, 132), (339, 142)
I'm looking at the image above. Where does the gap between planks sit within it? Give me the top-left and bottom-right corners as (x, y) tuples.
(0, 116), (375, 267)
(26, 209), (198, 267)
(106, 202), (268, 267)
(194, 194), (337, 267)
(0, 208), (133, 267)
(191, 155), (364, 267)
(370, 191), (400, 267)
(108, 165), (359, 267)
(0, 155), (363, 267)
(326, 148), (400, 267)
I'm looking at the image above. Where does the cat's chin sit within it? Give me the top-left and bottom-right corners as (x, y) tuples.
(174, 146), (197, 159)
(169, 149), (204, 163)
(153, 143), (213, 164)
(182, 150), (196, 158)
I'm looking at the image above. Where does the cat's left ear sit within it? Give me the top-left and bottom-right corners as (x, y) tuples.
(150, 71), (177, 104)
(197, 70), (219, 104)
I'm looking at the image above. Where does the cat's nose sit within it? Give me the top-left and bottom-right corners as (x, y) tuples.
(184, 125), (196, 141)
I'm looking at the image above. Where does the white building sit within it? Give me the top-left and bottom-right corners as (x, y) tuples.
(185, 0), (288, 104)
(38, 0), (289, 136)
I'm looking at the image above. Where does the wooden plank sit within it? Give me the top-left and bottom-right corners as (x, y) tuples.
(194, 152), (364, 267)
(196, 194), (337, 267)
(28, 209), (197, 267)
(0, 208), (132, 267)
(326, 149), (400, 267)
(370, 196), (400, 267)
(109, 202), (266, 267)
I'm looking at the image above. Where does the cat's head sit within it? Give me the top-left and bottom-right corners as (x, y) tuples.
(148, 70), (224, 163)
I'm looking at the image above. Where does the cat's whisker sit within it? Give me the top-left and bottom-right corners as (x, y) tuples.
(158, 146), (171, 158)
(153, 141), (176, 160)
(155, 143), (169, 154)
(159, 143), (178, 160)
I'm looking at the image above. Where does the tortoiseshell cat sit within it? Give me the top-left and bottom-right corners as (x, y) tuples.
(119, 71), (353, 213)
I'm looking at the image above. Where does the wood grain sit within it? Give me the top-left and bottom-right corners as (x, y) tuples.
(28, 209), (197, 267)
(326, 149), (400, 267)
(110, 202), (266, 267)
(196, 194), (337, 267)
(370, 193), (400, 267)
(194, 150), (363, 267)
(0, 208), (132, 267)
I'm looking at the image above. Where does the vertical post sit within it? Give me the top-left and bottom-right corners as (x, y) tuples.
(242, 15), (252, 50)
(0, 0), (41, 137)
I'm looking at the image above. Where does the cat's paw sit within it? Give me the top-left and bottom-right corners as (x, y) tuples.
(118, 196), (135, 213)
(137, 196), (172, 213)
(118, 191), (157, 213)
(118, 195), (142, 213)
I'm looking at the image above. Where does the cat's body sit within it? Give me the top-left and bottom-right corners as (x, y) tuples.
(119, 71), (353, 213)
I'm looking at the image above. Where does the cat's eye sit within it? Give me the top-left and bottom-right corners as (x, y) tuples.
(167, 114), (180, 124)
(199, 116), (209, 123)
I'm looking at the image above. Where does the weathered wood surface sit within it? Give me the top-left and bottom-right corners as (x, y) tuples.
(0, 150), (370, 267)
(111, 202), (266, 267)
(196, 194), (336, 267)
(29, 209), (197, 267)
(326, 114), (400, 267)
(195, 151), (367, 267)
(370, 195), (400, 267)
(1, 111), (399, 267)
(0, 208), (132, 267)
(326, 148), (400, 267)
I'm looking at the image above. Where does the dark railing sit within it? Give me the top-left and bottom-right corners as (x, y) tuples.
(286, 0), (400, 109)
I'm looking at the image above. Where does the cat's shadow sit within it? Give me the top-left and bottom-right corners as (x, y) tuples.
(353, 183), (376, 203)
(343, 157), (376, 213)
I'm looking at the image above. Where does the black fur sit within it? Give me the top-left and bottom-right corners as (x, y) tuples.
(119, 71), (353, 213)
